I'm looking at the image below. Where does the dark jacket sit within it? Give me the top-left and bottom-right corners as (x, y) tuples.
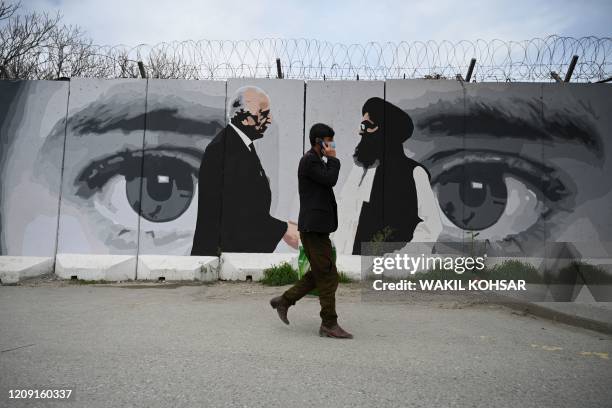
(297, 148), (340, 233)
(191, 125), (287, 256)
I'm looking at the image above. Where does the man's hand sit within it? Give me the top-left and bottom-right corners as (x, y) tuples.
(322, 143), (336, 158)
(283, 221), (299, 249)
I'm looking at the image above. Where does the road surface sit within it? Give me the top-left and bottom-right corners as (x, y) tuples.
(1, 281), (611, 407)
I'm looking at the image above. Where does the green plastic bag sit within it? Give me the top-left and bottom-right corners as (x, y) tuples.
(297, 240), (336, 297)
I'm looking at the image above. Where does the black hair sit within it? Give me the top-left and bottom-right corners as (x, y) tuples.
(309, 123), (335, 146)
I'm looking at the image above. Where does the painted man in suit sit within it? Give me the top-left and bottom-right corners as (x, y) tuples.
(191, 86), (299, 256)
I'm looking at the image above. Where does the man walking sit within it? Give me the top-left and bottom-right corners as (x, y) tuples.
(270, 123), (353, 339)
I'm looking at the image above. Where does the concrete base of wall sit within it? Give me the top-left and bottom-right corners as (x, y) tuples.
(55, 254), (137, 281)
(137, 255), (219, 281)
(1, 253), (365, 284)
(220, 252), (298, 281)
(336, 254), (362, 281)
(0, 256), (54, 284)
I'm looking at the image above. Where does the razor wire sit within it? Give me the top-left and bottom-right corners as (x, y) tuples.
(4, 36), (612, 82)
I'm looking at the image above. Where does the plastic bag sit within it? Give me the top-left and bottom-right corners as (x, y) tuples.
(297, 240), (336, 297)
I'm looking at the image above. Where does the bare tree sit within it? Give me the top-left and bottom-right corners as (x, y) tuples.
(0, 1), (106, 79)
(0, 1), (61, 78)
(147, 47), (188, 79)
(0, 0), (18, 77)
(43, 24), (96, 79)
(0, 0), (19, 21)
(115, 48), (138, 78)
(0, 2), (610, 82)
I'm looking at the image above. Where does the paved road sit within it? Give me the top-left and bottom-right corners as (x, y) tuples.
(1, 281), (611, 408)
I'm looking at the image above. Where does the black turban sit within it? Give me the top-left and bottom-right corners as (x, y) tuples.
(361, 97), (414, 144)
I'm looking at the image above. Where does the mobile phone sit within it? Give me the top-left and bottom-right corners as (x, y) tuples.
(316, 138), (327, 150)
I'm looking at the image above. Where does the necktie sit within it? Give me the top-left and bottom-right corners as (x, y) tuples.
(249, 142), (265, 178)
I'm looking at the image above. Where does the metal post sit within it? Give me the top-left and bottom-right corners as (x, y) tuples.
(465, 58), (476, 82)
(276, 58), (283, 79)
(595, 76), (612, 83)
(137, 61), (147, 79)
(564, 55), (578, 82)
(356, 74), (359, 81)
(550, 71), (563, 83)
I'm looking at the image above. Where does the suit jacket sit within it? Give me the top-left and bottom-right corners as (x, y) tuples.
(191, 125), (287, 256)
(352, 149), (431, 254)
(297, 148), (340, 233)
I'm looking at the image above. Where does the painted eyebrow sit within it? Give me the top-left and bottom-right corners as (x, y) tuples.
(411, 97), (603, 155)
(71, 108), (223, 137)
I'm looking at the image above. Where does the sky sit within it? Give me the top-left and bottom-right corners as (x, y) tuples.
(17, 0), (612, 46)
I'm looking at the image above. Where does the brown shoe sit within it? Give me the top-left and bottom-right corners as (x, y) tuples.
(319, 323), (353, 339)
(270, 296), (290, 325)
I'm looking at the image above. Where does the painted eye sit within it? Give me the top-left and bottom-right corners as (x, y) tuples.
(430, 152), (571, 242)
(128, 154), (196, 222)
(436, 163), (508, 231)
(75, 148), (199, 224)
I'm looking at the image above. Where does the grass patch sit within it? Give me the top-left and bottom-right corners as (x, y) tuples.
(260, 262), (298, 286)
(259, 262), (354, 287)
(338, 271), (353, 283)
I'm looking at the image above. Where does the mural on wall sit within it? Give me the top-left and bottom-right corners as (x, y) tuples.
(0, 78), (610, 270)
(387, 80), (612, 262)
(541, 84), (612, 265)
(346, 97), (442, 255)
(235, 79), (305, 253)
(191, 80), (303, 255)
(139, 79), (225, 255)
(464, 83), (550, 258)
(0, 80), (69, 256)
(303, 81), (383, 254)
(305, 81), (444, 255)
(191, 85), (281, 255)
(303, 81), (384, 189)
(56, 78), (147, 255)
(387, 80), (468, 250)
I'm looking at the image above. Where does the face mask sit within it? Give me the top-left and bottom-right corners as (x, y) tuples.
(318, 140), (336, 150)
(232, 111), (266, 141)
